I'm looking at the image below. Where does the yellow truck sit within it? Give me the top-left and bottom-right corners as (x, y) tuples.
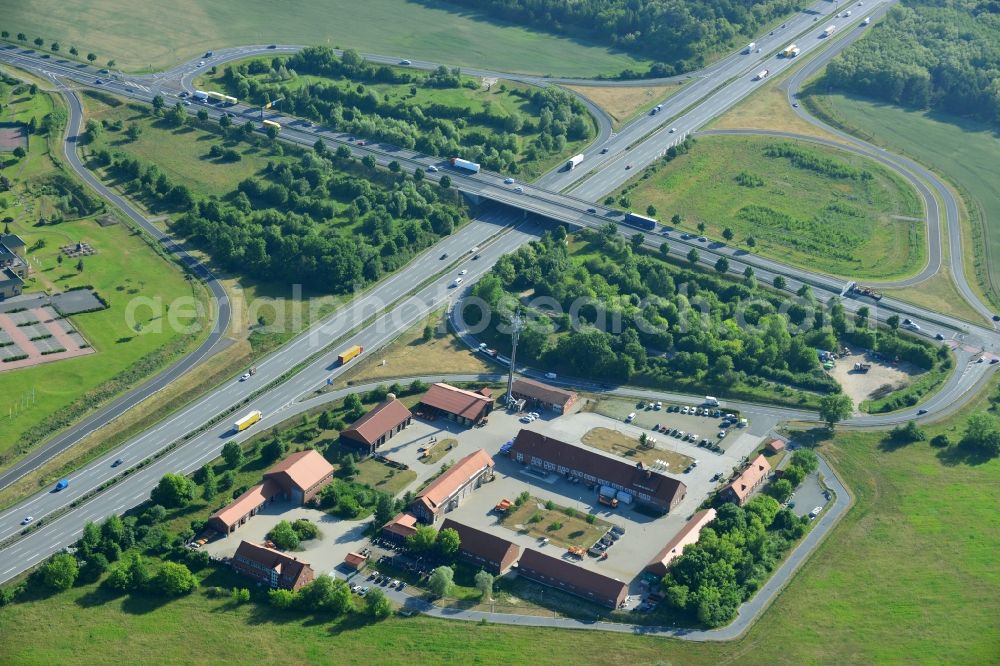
(338, 345), (364, 365)
(233, 410), (262, 432)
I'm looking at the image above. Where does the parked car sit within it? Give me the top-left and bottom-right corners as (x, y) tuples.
(809, 506), (822, 519)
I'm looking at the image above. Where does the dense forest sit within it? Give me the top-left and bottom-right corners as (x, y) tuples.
(421, 0), (798, 75)
(219, 47), (593, 174)
(464, 226), (944, 403)
(823, 0), (1000, 124)
(89, 134), (466, 292)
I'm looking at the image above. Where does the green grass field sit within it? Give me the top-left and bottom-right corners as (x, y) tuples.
(0, 84), (207, 463)
(0, 0), (647, 78)
(803, 91), (1000, 306)
(2, 377), (998, 663)
(621, 135), (925, 280)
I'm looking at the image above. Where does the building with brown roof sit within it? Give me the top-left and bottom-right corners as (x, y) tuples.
(340, 398), (412, 455)
(262, 449), (335, 505)
(381, 512), (419, 544)
(766, 439), (786, 454)
(343, 551), (368, 571)
(511, 378), (577, 415)
(208, 449), (335, 537)
(418, 383), (494, 426)
(411, 449), (495, 523)
(510, 430), (687, 514)
(645, 508), (718, 578)
(516, 548), (628, 609)
(231, 540), (315, 591)
(723, 454), (771, 506)
(440, 518), (521, 574)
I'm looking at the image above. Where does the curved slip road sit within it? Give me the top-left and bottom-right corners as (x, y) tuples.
(0, 80), (232, 492)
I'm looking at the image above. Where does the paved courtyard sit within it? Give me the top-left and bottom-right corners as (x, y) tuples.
(0, 305), (93, 372)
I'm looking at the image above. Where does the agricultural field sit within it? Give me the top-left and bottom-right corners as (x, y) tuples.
(0, 0), (647, 77)
(804, 91), (1000, 307)
(3, 377), (997, 664)
(0, 79), (207, 464)
(196, 49), (596, 179)
(619, 134), (925, 280)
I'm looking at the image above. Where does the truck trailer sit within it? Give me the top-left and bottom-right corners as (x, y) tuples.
(754, 69), (770, 80)
(822, 24), (837, 37)
(566, 154), (585, 170)
(449, 157), (481, 173)
(338, 345), (364, 365)
(745, 42), (756, 54)
(233, 410), (262, 432)
(624, 212), (657, 231)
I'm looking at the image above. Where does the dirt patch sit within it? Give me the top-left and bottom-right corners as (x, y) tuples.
(829, 352), (919, 412)
(581, 427), (693, 472)
(0, 124), (28, 152)
(419, 437), (457, 465)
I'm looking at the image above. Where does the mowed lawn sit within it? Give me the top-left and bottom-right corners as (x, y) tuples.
(1, 0), (646, 77)
(0, 86), (207, 459)
(623, 134), (925, 280)
(2, 386), (998, 663)
(805, 91), (1000, 305)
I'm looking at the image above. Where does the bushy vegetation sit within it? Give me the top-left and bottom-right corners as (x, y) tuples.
(465, 227), (848, 403)
(824, 0), (1000, 124)
(216, 47), (593, 174)
(421, 0), (799, 75)
(662, 496), (805, 626)
(89, 129), (467, 292)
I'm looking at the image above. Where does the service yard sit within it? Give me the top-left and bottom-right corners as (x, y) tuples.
(580, 427), (693, 472)
(829, 352), (921, 412)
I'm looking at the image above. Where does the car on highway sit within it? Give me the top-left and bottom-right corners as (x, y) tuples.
(472, 253), (481, 260)
(458, 269), (467, 276)
(240, 372), (251, 381)
(184, 101), (192, 106)
(204, 51), (213, 58)
(440, 252), (448, 260)
(669, 127), (677, 133)
(504, 177), (515, 184)
(268, 44), (277, 49)
(427, 165), (439, 172)
(451, 277), (463, 288)
(698, 236), (708, 242)
(400, 60), (412, 65)
(917, 409), (928, 415)
(112, 459), (124, 467)
(793, 102), (799, 108)
(586, 208), (597, 213)
(55, 479), (68, 491)
(179, 91), (189, 97)
(992, 358), (1000, 365)
(625, 164), (632, 170)
(99, 68), (110, 74)
(21, 516), (33, 526)
(935, 333), (945, 340)
(199, 60), (205, 66)
(515, 186), (524, 193)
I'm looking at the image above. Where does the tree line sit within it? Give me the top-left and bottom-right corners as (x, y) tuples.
(220, 47), (593, 174)
(416, 0), (799, 76)
(823, 0), (1000, 124)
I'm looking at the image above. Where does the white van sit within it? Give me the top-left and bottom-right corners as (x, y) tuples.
(451, 277), (463, 288)
(625, 412), (636, 422)
(704, 396), (720, 407)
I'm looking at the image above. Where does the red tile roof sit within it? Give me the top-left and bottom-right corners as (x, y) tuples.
(419, 383), (493, 421)
(415, 449), (494, 514)
(233, 540), (313, 586)
(726, 454), (771, 503)
(517, 548), (627, 608)
(766, 439), (786, 452)
(210, 478), (281, 529)
(440, 518), (521, 570)
(344, 552), (368, 569)
(645, 508), (717, 577)
(382, 512), (418, 539)
(264, 449), (334, 493)
(511, 430), (686, 511)
(511, 378), (577, 407)
(341, 398), (412, 446)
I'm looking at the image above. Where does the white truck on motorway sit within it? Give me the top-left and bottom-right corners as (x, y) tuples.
(566, 153), (585, 170)
(822, 25), (837, 37)
(863, 16), (871, 25)
(744, 42), (756, 54)
(449, 157), (481, 173)
(754, 69), (770, 80)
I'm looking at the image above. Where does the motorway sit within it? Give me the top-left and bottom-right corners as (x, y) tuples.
(0, 0), (997, 597)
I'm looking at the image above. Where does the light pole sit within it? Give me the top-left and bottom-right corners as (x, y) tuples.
(505, 312), (523, 407)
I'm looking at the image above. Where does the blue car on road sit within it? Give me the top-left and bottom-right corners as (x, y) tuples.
(55, 479), (68, 491)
